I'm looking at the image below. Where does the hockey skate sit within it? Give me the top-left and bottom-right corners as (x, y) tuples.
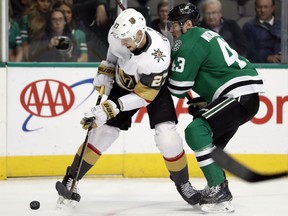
(56, 167), (80, 208)
(176, 181), (202, 206)
(199, 180), (235, 213)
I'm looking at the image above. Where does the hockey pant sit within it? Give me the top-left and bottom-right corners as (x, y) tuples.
(185, 94), (260, 186)
(68, 122), (189, 185)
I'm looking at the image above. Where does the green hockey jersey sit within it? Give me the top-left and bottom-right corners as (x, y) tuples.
(168, 27), (264, 102)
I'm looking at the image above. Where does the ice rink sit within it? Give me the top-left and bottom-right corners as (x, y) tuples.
(0, 176), (287, 216)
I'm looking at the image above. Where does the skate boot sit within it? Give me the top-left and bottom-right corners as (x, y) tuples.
(199, 180), (234, 213)
(56, 167), (81, 207)
(176, 181), (202, 206)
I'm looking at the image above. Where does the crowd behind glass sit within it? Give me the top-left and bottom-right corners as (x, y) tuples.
(8, 0), (281, 63)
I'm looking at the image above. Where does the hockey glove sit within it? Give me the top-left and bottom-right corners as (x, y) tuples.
(93, 62), (115, 96)
(80, 100), (119, 129)
(187, 97), (208, 117)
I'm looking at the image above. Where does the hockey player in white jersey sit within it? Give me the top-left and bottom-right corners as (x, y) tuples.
(56, 8), (202, 207)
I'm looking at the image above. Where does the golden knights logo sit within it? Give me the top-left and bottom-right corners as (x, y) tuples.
(151, 48), (166, 63)
(129, 17), (136, 24)
(118, 66), (137, 90)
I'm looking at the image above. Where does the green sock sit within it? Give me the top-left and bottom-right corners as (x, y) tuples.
(202, 163), (225, 187)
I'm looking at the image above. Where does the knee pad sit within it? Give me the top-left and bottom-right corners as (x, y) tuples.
(154, 121), (183, 158)
(88, 124), (120, 153)
(185, 118), (213, 152)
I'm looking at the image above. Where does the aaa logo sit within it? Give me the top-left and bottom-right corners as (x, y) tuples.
(20, 79), (75, 117)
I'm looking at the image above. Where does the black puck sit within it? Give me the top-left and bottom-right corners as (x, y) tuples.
(30, 200), (40, 210)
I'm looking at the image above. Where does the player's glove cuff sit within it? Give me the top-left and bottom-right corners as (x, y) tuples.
(100, 100), (119, 120)
(187, 97), (207, 117)
(97, 64), (115, 78)
(80, 100), (120, 130)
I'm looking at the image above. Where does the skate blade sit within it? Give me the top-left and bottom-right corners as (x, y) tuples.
(192, 203), (202, 210)
(201, 201), (235, 213)
(56, 196), (78, 209)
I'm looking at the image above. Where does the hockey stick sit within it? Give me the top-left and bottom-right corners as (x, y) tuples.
(56, 86), (105, 200)
(113, 0), (287, 182)
(115, 0), (126, 11)
(211, 147), (288, 182)
(185, 94), (288, 182)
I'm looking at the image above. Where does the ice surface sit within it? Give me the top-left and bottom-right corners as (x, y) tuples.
(0, 176), (287, 216)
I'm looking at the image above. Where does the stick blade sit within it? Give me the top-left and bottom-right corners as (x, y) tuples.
(211, 147), (288, 182)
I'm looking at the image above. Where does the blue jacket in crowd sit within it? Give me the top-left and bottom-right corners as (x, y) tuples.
(242, 18), (281, 63)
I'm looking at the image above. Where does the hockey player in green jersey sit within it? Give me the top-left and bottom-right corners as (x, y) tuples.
(167, 3), (265, 213)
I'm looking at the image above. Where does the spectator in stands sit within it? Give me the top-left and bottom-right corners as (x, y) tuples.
(199, 0), (247, 57)
(237, 0), (249, 16)
(9, 2), (23, 62)
(54, 0), (88, 62)
(188, 0), (201, 6)
(10, 0), (31, 23)
(19, 0), (53, 61)
(72, 0), (112, 62)
(29, 9), (76, 62)
(242, 0), (281, 63)
(137, 0), (150, 6)
(150, 0), (169, 37)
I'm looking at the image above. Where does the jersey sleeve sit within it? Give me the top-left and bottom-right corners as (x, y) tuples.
(77, 30), (88, 54)
(134, 67), (168, 102)
(134, 33), (170, 102)
(9, 21), (22, 49)
(168, 37), (208, 98)
(19, 15), (29, 43)
(104, 46), (118, 67)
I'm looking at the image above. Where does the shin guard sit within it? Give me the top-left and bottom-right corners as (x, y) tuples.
(69, 143), (101, 180)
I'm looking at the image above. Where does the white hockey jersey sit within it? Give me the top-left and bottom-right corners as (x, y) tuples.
(105, 27), (171, 103)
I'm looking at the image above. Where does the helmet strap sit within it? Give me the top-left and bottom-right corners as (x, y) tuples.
(179, 19), (191, 34)
(134, 30), (145, 48)
(179, 21), (185, 34)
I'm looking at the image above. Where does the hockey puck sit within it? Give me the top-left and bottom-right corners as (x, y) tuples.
(30, 200), (40, 210)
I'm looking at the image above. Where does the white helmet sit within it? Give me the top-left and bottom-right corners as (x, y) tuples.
(111, 8), (146, 41)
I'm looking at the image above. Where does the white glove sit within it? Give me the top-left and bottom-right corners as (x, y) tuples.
(93, 73), (113, 96)
(94, 62), (115, 96)
(80, 100), (119, 129)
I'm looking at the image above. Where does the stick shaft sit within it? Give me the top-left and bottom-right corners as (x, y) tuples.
(211, 147), (288, 182)
(115, 0), (126, 10)
(70, 86), (105, 192)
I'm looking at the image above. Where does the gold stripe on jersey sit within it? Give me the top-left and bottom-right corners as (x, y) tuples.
(77, 143), (101, 166)
(98, 64), (115, 78)
(134, 82), (159, 102)
(164, 151), (188, 172)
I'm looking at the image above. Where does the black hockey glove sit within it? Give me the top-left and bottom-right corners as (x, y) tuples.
(187, 97), (208, 117)
(80, 116), (96, 130)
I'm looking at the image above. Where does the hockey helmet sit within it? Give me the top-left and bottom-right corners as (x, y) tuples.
(168, 3), (200, 26)
(111, 8), (146, 41)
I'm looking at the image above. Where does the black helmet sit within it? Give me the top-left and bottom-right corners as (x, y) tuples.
(168, 3), (200, 26)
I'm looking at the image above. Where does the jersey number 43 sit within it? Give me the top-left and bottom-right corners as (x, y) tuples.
(171, 38), (247, 73)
